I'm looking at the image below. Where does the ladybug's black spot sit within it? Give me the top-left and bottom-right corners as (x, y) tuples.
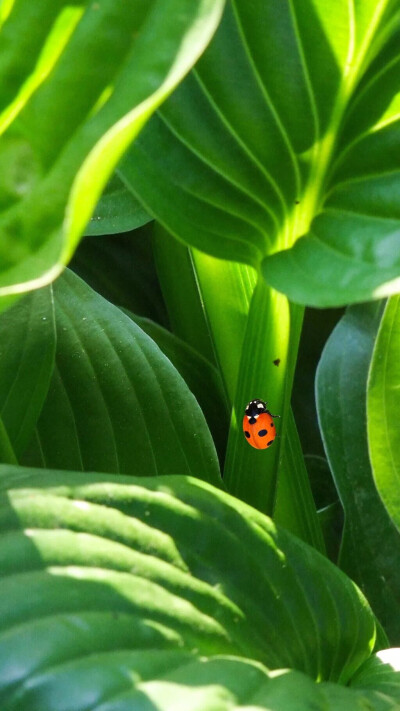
(267, 440), (274, 447)
(244, 431), (251, 439)
(249, 417), (257, 425)
(258, 429), (268, 437)
(270, 422), (274, 427)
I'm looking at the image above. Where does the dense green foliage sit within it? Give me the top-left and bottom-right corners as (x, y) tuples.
(1, 1), (400, 708)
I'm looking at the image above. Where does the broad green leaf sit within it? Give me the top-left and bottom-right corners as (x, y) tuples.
(317, 302), (400, 643)
(0, 286), (55, 459)
(121, 0), (400, 307)
(27, 660), (394, 711)
(84, 173), (151, 237)
(0, 0), (225, 301)
(21, 270), (221, 485)
(351, 648), (400, 698)
(71, 226), (168, 326)
(368, 295), (400, 531)
(0, 465), (376, 706)
(125, 312), (230, 467)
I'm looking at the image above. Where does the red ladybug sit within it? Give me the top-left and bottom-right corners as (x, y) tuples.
(243, 399), (279, 450)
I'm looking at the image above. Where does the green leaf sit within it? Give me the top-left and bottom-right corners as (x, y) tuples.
(274, 410), (326, 555)
(125, 312), (230, 466)
(153, 230), (322, 547)
(0, 465), (377, 708)
(316, 302), (400, 643)
(21, 270), (221, 485)
(0, 286), (55, 459)
(0, 0), (225, 301)
(84, 173), (152, 236)
(351, 648), (400, 699)
(152, 227), (218, 366)
(368, 295), (400, 532)
(71, 226), (168, 326)
(222, 280), (300, 513)
(121, 0), (400, 307)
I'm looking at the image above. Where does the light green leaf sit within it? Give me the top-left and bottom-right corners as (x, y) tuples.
(154, 229), (321, 545)
(84, 173), (151, 236)
(317, 302), (400, 643)
(0, 465), (377, 708)
(0, 0), (225, 300)
(122, 0), (400, 307)
(368, 295), (400, 531)
(222, 280), (300, 512)
(0, 286), (55, 459)
(152, 227), (218, 366)
(21, 270), (221, 484)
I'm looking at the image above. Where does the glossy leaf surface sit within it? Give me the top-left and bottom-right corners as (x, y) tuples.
(317, 302), (400, 643)
(0, 465), (380, 711)
(0, 0), (225, 300)
(21, 271), (220, 484)
(122, 0), (400, 307)
(368, 295), (400, 531)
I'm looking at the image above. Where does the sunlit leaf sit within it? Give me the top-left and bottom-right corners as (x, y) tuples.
(368, 295), (400, 532)
(122, 0), (400, 307)
(0, 0), (225, 301)
(0, 465), (377, 709)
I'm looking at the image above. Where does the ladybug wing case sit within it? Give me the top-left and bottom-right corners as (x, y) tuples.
(243, 412), (276, 449)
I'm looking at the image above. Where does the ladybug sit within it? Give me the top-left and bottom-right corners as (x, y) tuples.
(243, 399), (279, 450)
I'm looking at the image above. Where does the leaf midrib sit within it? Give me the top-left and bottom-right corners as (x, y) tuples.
(295, 0), (393, 247)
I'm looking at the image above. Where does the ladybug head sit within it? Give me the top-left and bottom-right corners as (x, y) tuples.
(245, 399), (267, 419)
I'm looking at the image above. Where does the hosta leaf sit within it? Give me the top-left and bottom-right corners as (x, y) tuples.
(0, 465), (377, 711)
(0, 0), (225, 301)
(125, 312), (230, 466)
(21, 270), (220, 484)
(122, 0), (400, 307)
(317, 302), (400, 643)
(0, 286), (55, 459)
(368, 295), (400, 531)
(84, 173), (151, 237)
(350, 648), (400, 708)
